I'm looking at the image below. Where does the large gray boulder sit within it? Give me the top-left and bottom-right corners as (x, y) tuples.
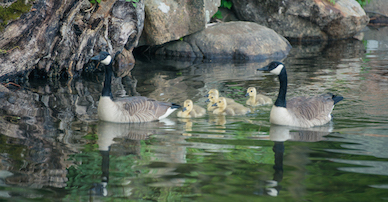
(138, 0), (220, 46)
(154, 21), (292, 60)
(232, 0), (369, 40)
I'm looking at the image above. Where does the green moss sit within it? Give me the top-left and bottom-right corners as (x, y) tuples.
(0, 134), (28, 169)
(0, 0), (32, 31)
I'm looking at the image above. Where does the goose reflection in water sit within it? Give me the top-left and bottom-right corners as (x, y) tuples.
(91, 121), (166, 197)
(265, 124), (333, 197)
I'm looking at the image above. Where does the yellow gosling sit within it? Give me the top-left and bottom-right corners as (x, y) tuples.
(212, 97), (250, 116)
(206, 94), (218, 111)
(206, 89), (236, 105)
(246, 87), (273, 106)
(177, 99), (206, 118)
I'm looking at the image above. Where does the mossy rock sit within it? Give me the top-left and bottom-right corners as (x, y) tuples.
(0, 0), (32, 31)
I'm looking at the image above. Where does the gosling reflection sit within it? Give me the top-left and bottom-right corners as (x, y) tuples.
(266, 124), (333, 197)
(91, 121), (160, 197)
(177, 118), (194, 138)
(208, 114), (227, 133)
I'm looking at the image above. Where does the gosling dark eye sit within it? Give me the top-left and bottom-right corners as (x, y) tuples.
(251, 91), (253, 92)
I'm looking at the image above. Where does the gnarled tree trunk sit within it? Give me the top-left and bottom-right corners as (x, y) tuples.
(0, 0), (144, 79)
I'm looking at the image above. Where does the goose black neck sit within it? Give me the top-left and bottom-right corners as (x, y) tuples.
(102, 63), (113, 97)
(275, 68), (287, 108)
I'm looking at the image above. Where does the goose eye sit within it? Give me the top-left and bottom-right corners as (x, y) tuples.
(251, 90), (253, 92)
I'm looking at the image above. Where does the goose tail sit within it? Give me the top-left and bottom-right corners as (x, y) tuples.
(171, 103), (181, 109)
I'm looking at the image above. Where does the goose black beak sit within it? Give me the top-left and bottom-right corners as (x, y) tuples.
(205, 94), (209, 98)
(245, 93), (249, 97)
(205, 98), (210, 103)
(182, 107), (187, 112)
(212, 103), (217, 107)
(257, 65), (269, 71)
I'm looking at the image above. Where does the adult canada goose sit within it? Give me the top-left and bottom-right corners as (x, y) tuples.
(257, 61), (343, 128)
(206, 89), (236, 104)
(246, 87), (273, 106)
(212, 97), (250, 116)
(177, 99), (206, 118)
(91, 51), (180, 123)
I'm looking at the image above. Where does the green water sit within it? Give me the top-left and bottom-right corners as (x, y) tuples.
(1, 27), (388, 201)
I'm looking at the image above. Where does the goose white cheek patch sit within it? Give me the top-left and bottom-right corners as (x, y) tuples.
(101, 55), (112, 65)
(270, 64), (284, 75)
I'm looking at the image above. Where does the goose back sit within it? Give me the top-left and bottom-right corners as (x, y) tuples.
(270, 93), (340, 128)
(98, 96), (177, 123)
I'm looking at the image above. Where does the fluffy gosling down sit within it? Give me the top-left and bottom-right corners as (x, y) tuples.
(205, 89), (237, 111)
(91, 51), (180, 123)
(206, 89), (236, 104)
(212, 97), (251, 116)
(177, 99), (206, 118)
(205, 93), (219, 112)
(246, 87), (273, 106)
(257, 61), (343, 128)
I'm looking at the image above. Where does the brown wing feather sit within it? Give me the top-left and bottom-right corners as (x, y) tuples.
(115, 96), (172, 122)
(287, 94), (334, 121)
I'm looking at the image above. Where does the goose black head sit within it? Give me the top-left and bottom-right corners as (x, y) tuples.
(257, 61), (285, 76)
(91, 51), (112, 65)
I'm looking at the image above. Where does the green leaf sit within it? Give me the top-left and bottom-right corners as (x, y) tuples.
(222, 1), (232, 9)
(89, 0), (100, 4)
(213, 10), (222, 19)
(356, 0), (370, 7)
